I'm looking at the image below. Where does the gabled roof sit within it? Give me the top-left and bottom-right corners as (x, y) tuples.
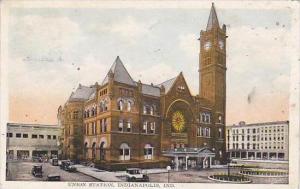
(101, 56), (136, 86)
(156, 77), (177, 93)
(141, 83), (160, 97)
(68, 84), (96, 102)
(206, 3), (220, 31)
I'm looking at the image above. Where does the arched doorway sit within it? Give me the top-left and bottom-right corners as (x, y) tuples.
(92, 142), (96, 160)
(144, 144), (154, 160)
(84, 142), (88, 159)
(100, 142), (105, 161)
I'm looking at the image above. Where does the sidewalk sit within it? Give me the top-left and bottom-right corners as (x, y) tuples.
(74, 165), (122, 182)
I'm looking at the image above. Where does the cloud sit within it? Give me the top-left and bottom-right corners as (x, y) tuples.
(227, 25), (290, 74)
(130, 62), (178, 85)
(90, 16), (151, 45)
(178, 33), (198, 58)
(10, 15), (81, 57)
(271, 74), (290, 93)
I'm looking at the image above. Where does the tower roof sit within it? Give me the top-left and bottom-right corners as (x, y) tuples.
(101, 56), (136, 86)
(68, 84), (96, 102)
(206, 3), (220, 31)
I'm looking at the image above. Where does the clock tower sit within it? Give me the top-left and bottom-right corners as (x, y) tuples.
(199, 3), (227, 114)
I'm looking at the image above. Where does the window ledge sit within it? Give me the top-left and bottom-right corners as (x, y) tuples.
(196, 136), (212, 138)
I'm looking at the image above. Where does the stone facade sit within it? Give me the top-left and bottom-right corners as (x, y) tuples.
(58, 3), (227, 168)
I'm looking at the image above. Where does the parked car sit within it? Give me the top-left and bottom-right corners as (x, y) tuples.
(125, 168), (149, 182)
(32, 156), (42, 162)
(60, 160), (77, 172)
(51, 158), (59, 166)
(46, 174), (61, 181)
(31, 165), (43, 177)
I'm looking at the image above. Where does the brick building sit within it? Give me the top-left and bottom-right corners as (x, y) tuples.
(58, 3), (227, 170)
(226, 121), (289, 161)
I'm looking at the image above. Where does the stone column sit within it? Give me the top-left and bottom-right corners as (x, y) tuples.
(209, 157), (212, 167)
(254, 152), (257, 160)
(246, 151), (248, 159)
(175, 156), (179, 171)
(185, 156), (188, 170)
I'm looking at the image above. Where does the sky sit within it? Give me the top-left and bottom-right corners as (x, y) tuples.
(6, 2), (293, 125)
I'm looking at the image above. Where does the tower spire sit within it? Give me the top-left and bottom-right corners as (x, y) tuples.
(206, 3), (220, 31)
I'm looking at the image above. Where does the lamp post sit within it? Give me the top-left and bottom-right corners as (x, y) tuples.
(227, 163), (230, 177)
(166, 166), (171, 183)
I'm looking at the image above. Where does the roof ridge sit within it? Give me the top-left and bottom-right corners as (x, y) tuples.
(156, 76), (177, 86)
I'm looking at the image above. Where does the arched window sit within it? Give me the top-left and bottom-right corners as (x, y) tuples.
(119, 143), (130, 161)
(127, 120), (132, 132)
(150, 122), (155, 134)
(201, 113), (206, 123)
(142, 121), (147, 133)
(218, 128), (222, 138)
(144, 144), (154, 160)
(127, 101), (132, 112)
(99, 102), (104, 112)
(118, 100), (124, 111)
(150, 106), (154, 115)
(91, 108), (95, 116)
(119, 120), (123, 132)
(104, 100), (108, 111)
(92, 142), (96, 159)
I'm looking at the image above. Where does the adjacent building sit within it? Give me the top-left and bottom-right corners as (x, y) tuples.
(226, 121), (289, 161)
(58, 3), (227, 169)
(6, 123), (61, 160)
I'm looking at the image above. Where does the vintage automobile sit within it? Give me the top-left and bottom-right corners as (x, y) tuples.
(60, 160), (77, 172)
(31, 165), (43, 177)
(32, 156), (42, 163)
(51, 158), (59, 166)
(125, 168), (149, 182)
(46, 174), (61, 181)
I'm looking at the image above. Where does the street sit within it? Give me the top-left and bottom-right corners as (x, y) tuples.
(6, 160), (288, 184)
(6, 160), (99, 182)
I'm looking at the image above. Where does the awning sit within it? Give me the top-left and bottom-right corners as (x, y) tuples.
(162, 147), (215, 158)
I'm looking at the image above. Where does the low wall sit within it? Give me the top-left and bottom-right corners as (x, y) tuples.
(233, 159), (288, 169)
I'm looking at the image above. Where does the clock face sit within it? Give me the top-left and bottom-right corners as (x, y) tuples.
(219, 40), (224, 49)
(172, 111), (185, 132)
(204, 41), (211, 51)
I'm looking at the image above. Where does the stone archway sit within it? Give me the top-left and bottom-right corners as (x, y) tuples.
(162, 99), (195, 150)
